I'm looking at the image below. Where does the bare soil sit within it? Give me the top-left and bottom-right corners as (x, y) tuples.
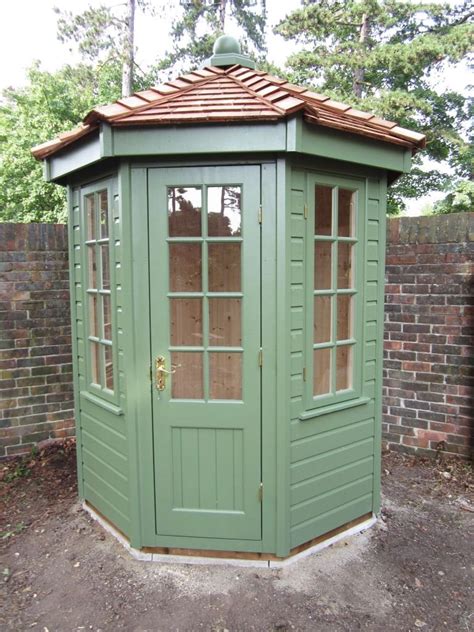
(1, 443), (473, 632)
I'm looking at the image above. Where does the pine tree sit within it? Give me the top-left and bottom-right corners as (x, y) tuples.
(275, 0), (473, 214)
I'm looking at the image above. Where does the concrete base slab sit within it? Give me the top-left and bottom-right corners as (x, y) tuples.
(83, 502), (377, 568)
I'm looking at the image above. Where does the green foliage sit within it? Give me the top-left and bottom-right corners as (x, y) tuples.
(159, 0), (267, 74)
(276, 0), (474, 214)
(0, 62), (124, 223)
(432, 180), (474, 214)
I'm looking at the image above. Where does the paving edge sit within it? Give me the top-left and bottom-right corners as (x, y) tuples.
(82, 502), (377, 568)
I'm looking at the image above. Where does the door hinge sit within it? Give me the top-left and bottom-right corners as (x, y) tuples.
(258, 348), (263, 367)
(258, 482), (263, 502)
(304, 204), (308, 220)
(302, 367), (307, 382)
(258, 205), (262, 224)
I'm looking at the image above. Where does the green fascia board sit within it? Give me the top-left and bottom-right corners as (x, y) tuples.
(286, 116), (411, 174)
(112, 122), (287, 156)
(47, 132), (101, 181)
(46, 116), (410, 183)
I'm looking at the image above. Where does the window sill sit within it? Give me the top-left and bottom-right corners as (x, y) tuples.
(298, 396), (371, 421)
(81, 391), (124, 416)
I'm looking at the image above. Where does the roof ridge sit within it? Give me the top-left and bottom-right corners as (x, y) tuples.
(226, 69), (306, 117)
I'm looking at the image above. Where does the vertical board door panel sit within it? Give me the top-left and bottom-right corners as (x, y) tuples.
(148, 166), (262, 541)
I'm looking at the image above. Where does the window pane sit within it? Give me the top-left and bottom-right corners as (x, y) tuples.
(315, 186), (332, 236)
(89, 294), (98, 338)
(86, 194), (96, 240)
(103, 293), (112, 341)
(208, 243), (241, 292)
(336, 345), (353, 391)
(170, 298), (203, 346)
(314, 296), (331, 344)
(337, 243), (354, 289)
(338, 189), (355, 237)
(209, 298), (242, 347)
(168, 187), (202, 237)
(90, 341), (100, 385)
(313, 348), (331, 397)
(209, 353), (242, 400)
(101, 244), (110, 290)
(171, 352), (203, 399)
(208, 186), (241, 236)
(87, 245), (97, 289)
(169, 243), (202, 292)
(314, 242), (332, 290)
(104, 344), (114, 392)
(337, 295), (353, 341)
(99, 190), (109, 238)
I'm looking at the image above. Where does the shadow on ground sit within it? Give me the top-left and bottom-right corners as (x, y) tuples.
(1, 444), (473, 631)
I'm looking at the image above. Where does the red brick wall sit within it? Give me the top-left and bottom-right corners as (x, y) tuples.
(0, 224), (75, 457)
(383, 213), (473, 458)
(1, 215), (473, 459)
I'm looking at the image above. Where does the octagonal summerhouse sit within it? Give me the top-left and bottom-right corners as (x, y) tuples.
(32, 36), (424, 562)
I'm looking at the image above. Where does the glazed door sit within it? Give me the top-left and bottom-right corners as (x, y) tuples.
(148, 166), (262, 540)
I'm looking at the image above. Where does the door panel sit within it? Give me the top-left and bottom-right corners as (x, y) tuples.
(148, 166), (262, 540)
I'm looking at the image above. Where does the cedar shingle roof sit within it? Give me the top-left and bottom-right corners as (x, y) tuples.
(32, 64), (426, 160)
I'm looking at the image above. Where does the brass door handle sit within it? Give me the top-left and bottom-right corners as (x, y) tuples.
(155, 355), (180, 391)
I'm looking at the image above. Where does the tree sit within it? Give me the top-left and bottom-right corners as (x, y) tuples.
(432, 180), (474, 214)
(55, 0), (153, 97)
(158, 0), (267, 75)
(275, 0), (473, 214)
(0, 63), (124, 223)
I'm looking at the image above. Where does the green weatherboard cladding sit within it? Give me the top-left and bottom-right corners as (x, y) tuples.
(58, 116), (393, 557)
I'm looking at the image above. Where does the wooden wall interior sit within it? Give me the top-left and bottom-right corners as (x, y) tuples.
(313, 185), (354, 396)
(168, 186), (242, 401)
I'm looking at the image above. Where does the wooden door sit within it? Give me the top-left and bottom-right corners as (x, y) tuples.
(148, 166), (262, 540)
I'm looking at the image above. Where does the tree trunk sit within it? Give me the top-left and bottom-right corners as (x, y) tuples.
(122, 0), (135, 97)
(353, 12), (369, 98)
(219, 0), (227, 31)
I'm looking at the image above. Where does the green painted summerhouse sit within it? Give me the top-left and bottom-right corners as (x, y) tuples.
(33, 37), (424, 560)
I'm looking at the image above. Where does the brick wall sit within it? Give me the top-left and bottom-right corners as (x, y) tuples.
(383, 212), (473, 458)
(0, 224), (75, 457)
(1, 214), (473, 459)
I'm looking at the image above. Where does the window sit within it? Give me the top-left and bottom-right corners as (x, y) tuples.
(83, 183), (115, 398)
(167, 184), (243, 401)
(307, 177), (362, 409)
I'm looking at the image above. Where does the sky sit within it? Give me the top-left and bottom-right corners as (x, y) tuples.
(0, 0), (298, 89)
(0, 0), (471, 215)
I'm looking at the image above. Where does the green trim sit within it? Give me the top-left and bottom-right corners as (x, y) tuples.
(372, 176), (387, 515)
(275, 157), (291, 557)
(67, 185), (84, 499)
(46, 119), (409, 183)
(79, 178), (120, 407)
(129, 165), (155, 546)
(304, 172), (366, 412)
(48, 133), (101, 181)
(205, 52), (256, 69)
(298, 396), (370, 421)
(297, 120), (410, 173)
(261, 162), (278, 554)
(100, 124), (113, 157)
(113, 124), (287, 157)
(81, 390), (124, 416)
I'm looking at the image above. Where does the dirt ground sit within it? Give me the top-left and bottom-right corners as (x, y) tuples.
(1, 443), (473, 632)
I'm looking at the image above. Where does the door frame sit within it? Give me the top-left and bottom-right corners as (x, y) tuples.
(125, 158), (283, 553)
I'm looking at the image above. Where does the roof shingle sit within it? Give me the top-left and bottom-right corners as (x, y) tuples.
(32, 64), (426, 160)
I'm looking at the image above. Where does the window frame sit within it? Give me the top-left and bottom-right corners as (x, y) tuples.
(80, 178), (118, 405)
(304, 172), (365, 412)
